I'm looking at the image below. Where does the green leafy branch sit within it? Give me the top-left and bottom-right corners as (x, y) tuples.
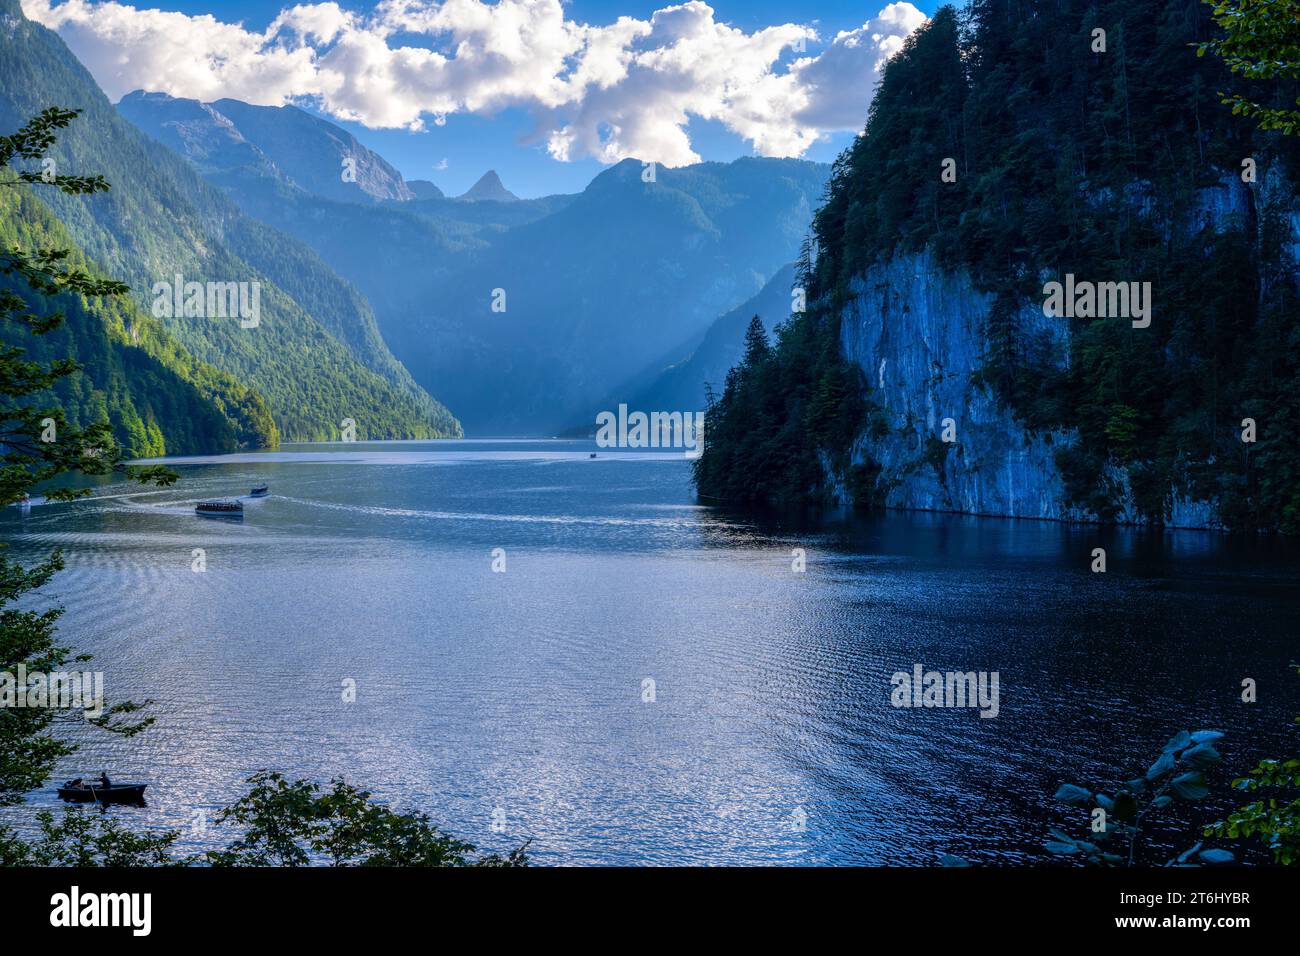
(0, 107), (111, 195)
(1197, 0), (1300, 135)
(1206, 665), (1300, 863)
(1047, 730), (1234, 866)
(205, 771), (531, 868)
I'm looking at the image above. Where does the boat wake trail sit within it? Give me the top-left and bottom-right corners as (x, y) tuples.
(274, 495), (695, 529)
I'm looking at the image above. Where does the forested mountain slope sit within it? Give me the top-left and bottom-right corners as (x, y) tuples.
(0, 0), (459, 441)
(0, 185), (276, 455)
(696, 1), (1300, 532)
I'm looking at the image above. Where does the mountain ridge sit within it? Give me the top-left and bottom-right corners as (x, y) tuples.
(0, 9), (460, 440)
(381, 155), (829, 434)
(614, 262), (799, 418)
(117, 87), (828, 435)
(117, 91), (416, 205)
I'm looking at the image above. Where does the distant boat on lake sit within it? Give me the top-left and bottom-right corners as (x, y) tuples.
(248, 483), (269, 497)
(58, 780), (148, 804)
(196, 499), (244, 518)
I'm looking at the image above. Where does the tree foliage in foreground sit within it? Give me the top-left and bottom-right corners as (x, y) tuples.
(1198, 0), (1300, 135)
(0, 108), (176, 808)
(0, 806), (182, 866)
(1047, 730), (1234, 866)
(206, 772), (529, 867)
(1206, 665), (1300, 864)
(0, 773), (530, 867)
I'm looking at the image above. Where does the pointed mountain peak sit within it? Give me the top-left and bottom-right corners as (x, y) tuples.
(458, 170), (518, 203)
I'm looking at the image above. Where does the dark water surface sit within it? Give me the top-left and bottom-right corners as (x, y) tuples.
(3, 439), (1298, 865)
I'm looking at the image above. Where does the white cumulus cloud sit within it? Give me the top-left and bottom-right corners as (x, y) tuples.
(20, 0), (925, 166)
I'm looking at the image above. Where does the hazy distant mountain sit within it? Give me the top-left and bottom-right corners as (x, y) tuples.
(458, 171), (519, 203)
(116, 92), (265, 175)
(404, 193), (572, 230)
(113, 93), (466, 436)
(291, 156), (828, 435)
(119, 94), (563, 370)
(118, 91), (553, 315)
(406, 179), (445, 200)
(0, 8), (459, 440)
(614, 262), (799, 416)
(216, 97), (416, 203)
(116, 89), (826, 436)
(119, 91), (415, 204)
(383, 157), (828, 434)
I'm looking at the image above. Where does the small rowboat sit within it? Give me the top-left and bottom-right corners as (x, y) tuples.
(196, 498), (244, 518)
(248, 483), (270, 498)
(58, 781), (148, 804)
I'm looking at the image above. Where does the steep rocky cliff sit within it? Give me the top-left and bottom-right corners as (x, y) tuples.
(837, 250), (1077, 520)
(696, 2), (1300, 533)
(833, 176), (1268, 529)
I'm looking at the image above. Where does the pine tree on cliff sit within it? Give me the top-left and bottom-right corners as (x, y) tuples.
(741, 316), (770, 368)
(694, 0), (1300, 528)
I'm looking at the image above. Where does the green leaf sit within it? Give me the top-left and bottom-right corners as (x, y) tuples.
(1054, 784), (1093, 806)
(1181, 743), (1221, 768)
(1045, 839), (1078, 855)
(1146, 751), (1176, 781)
(1172, 772), (1209, 801)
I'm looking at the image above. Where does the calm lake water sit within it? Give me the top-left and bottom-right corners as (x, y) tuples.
(3, 439), (1299, 865)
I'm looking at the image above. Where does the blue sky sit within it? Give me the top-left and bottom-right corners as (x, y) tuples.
(31, 0), (944, 197)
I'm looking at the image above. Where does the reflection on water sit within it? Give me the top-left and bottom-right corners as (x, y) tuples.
(2, 439), (1298, 865)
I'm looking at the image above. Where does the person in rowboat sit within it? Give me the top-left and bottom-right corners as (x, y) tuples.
(98, 772), (111, 789)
